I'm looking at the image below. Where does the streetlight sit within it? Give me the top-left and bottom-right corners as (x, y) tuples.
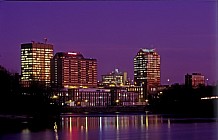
(206, 78), (209, 86)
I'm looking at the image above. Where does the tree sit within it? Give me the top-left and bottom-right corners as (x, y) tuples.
(150, 84), (215, 117)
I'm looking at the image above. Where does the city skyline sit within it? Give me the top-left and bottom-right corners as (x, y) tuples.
(0, 1), (217, 85)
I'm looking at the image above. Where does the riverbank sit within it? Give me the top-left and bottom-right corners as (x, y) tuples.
(61, 105), (149, 114)
(0, 113), (58, 134)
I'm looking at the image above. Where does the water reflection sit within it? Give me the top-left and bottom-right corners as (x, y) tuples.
(60, 114), (164, 132)
(21, 128), (30, 140)
(59, 114), (166, 139)
(2, 114), (218, 140)
(57, 114), (218, 140)
(54, 122), (58, 140)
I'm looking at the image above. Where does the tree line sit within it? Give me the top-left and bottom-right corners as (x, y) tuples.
(0, 65), (59, 116)
(149, 83), (217, 117)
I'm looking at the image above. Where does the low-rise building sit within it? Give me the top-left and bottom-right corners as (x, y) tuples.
(185, 73), (205, 87)
(52, 87), (140, 107)
(100, 69), (129, 87)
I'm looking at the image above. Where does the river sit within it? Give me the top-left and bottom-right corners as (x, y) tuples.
(1, 114), (218, 140)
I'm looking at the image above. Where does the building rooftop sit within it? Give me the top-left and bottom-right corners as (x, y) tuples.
(102, 68), (125, 76)
(54, 52), (84, 59)
(141, 48), (156, 53)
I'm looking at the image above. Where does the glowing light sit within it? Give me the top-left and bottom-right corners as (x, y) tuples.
(69, 117), (72, 132)
(52, 95), (58, 99)
(142, 48), (155, 53)
(146, 115), (149, 129)
(168, 118), (171, 128)
(85, 117), (88, 132)
(69, 86), (78, 89)
(100, 117), (102, 132)
(201, 96), (218, 100)
(116, 115), (119, 130)
(22, 128), (30, 134)
(68, 52), (77, 55)
(54, 122), (58, 132)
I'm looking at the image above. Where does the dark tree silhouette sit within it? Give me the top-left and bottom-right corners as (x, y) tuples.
(150, 84), (216, 117)
(0, 65), (59, 116)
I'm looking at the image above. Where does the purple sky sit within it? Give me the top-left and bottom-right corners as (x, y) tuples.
(0, 1), (217, 85)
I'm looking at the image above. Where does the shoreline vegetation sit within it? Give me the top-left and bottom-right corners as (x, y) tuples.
(61, 106), (149, 114)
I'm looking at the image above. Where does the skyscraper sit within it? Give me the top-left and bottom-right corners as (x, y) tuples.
(51, 52), (97, 89)
(134, 48), (160, 98)
(20, 41), (53, 87)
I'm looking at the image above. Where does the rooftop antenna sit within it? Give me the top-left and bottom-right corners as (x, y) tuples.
(44, 38), (48, 44)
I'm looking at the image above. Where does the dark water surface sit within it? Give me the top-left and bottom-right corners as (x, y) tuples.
(1, 114), (218, 140)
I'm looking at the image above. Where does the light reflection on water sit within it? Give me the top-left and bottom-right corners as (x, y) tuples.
(61, 114), (164, 131)
(58, 114), (218, 140)
(1, 114), (218, 140)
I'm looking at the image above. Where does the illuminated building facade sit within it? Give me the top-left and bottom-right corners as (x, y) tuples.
(54, 88), (139, 107)
(126, 86), (144, 101)
(20, 42), (53, 87)
(101, 69), (128, 87)
(134, 48), (160, 98)
(51, 52), (97, 89)
(185, 73), (205, 87)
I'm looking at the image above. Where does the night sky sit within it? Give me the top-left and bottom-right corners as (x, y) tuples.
(0, 1), (217, 85)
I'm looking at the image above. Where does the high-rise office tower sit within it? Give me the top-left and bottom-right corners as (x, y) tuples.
(134, 48), (160, 98)
(51, 52), (97, 89)
(21, 41), (53, 87)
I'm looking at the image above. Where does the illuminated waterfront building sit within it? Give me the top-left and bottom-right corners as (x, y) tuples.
(20, 41), (53, 87)
(101, 68), (128, 87)
(51, 52), (97, 89)
(134, 48), (160, 98)
(185, 73), (205, 87)
(54, 88), (139, 107)
(125, 86), (144, 101)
